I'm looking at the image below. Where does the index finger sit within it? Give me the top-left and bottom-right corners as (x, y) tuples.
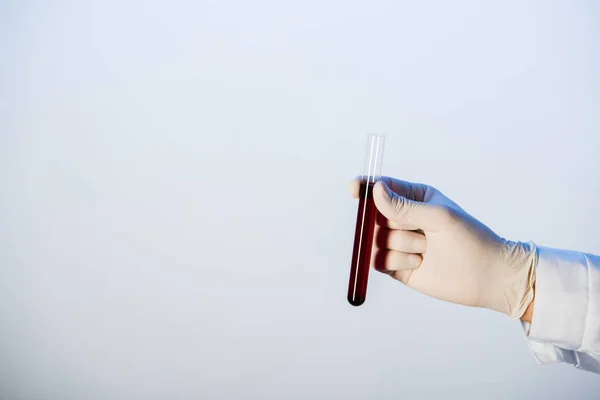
(348, 176), (419, 230)
(348, 176), (428, 202)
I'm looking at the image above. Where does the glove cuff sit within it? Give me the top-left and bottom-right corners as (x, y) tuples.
(508, 241), (538, 320)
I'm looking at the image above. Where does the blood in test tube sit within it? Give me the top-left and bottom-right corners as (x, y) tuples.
(347, 180), (378, 306)
(347, 133), (385, 307)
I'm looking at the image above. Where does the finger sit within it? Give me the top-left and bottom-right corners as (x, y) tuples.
(376, 212), (418, 230)
(390, 269), (413, 285)
(371, 248), (422, 273)
(350, 177), (417, 229)
(374, 181), (446, 232)
(348, 177), (361, 199)
(375, 226), (427, 254)
(380, 176), (429, 202)
(352, 176), (431, 202)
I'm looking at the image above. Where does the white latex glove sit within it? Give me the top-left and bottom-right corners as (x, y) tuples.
(349, 177), (537, 319)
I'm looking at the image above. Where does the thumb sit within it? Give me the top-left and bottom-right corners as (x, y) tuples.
(373, 181), (445, 232)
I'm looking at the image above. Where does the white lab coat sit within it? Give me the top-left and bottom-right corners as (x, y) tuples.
(521, 246), (600, 374)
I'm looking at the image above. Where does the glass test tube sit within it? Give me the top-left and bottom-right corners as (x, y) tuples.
(347, 134), (386, 307)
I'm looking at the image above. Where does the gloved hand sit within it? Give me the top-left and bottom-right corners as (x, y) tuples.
(349, 177), (537, 319)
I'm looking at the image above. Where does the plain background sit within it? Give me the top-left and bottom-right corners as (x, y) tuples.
(1, 1), (600, 399)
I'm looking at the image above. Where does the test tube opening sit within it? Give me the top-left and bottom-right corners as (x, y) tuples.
(363, 134), (386, 184)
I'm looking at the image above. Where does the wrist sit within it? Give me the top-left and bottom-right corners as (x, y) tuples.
(520, 281), (535, 323)
(491, 240), (537, 319)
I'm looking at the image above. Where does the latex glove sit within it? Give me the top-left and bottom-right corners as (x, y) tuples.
(349, 177), (537, 319)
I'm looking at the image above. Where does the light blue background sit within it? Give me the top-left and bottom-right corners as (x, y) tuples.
(1, 1), (600, 399)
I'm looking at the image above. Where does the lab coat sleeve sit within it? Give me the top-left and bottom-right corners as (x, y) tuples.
(521, 246), (600, 374)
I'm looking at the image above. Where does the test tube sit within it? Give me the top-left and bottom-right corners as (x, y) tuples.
(347, 134), (386, 307)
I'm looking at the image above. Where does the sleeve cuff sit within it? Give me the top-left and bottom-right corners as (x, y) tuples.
(527, 246), (590, 351)
(522, 321), (574, 364)
(522, 320), (600, 373)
